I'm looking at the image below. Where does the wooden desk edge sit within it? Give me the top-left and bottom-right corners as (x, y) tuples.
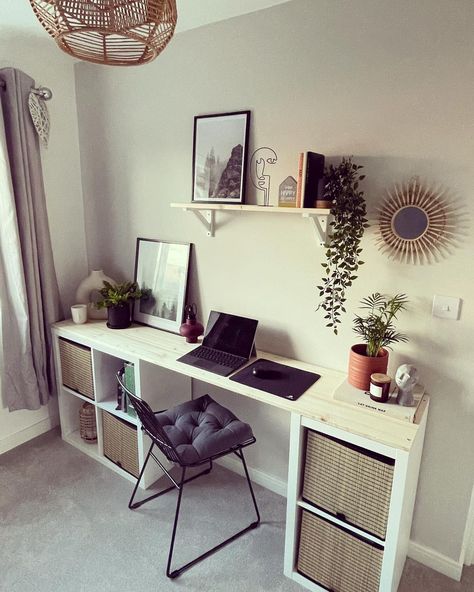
(52, 321), (428, 451)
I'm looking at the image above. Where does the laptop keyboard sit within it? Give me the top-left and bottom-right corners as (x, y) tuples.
(193, 346), (243, 368)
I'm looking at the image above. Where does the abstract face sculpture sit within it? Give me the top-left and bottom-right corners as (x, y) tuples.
(395, 364), (419, 406)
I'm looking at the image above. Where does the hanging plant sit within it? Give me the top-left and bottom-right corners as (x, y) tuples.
(317, 157), (368, 334)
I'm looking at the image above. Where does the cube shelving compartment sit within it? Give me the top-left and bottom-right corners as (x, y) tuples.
(297, 510), (384, 592)
(58, 338), (94, 400)
(302, 430), (394, 539)
(102, 411), (139, 478)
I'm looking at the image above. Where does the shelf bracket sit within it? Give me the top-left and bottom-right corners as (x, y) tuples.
(184, 208), (215, 237)
(302, 212), (329, 246)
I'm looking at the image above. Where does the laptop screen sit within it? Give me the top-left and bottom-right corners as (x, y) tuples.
(202, 311), (258, 358)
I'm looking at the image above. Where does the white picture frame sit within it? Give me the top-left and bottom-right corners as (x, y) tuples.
(133, 238), (191, 333)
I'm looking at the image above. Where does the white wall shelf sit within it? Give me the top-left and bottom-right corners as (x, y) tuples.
(170, 202), (331, 245)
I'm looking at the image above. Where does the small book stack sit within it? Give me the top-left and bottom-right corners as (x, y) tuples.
(334, 381), (426, 423)
(295, 151), (327, 209)
(116, 361), (137, 419)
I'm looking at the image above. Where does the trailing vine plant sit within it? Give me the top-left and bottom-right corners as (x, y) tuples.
(317, 157), (368, 334)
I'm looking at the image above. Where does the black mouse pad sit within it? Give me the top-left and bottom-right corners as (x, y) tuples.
(229, 359), (320, 401)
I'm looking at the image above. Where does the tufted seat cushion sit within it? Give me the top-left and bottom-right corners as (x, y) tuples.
(154, 395), (254, 465)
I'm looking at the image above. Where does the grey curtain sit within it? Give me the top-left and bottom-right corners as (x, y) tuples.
(0, 67), (63, 411)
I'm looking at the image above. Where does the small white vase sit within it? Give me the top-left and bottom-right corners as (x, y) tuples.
(75, 270), (115, 320)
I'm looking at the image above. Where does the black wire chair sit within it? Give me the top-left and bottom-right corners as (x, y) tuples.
(116, 370), (260, 579)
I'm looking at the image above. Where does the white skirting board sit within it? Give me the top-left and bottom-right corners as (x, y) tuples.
(217, 457), (464, 582)
(0, 415), (59, 455)
(408, 541), (463, 581)
(216, 455), (287, 498)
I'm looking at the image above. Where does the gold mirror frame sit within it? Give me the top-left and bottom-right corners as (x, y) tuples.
(376, 178), (456, 264)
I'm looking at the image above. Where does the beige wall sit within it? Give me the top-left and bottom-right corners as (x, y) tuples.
(0, 33), (87, 449)
(75, 0), (474, 563)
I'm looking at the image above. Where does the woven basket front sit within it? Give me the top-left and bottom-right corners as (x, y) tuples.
(59, 338), (94, 399)
(298, 510), (383, 592)
(302, 430), (394, 539)
(103, 412), (139, 478)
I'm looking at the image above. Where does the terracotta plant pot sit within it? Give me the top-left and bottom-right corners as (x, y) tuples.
(348, 344), (389, 391)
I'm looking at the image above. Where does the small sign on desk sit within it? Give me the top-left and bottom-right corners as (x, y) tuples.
(334, 381), (425, 423)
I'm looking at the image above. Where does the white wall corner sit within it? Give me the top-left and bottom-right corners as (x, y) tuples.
(461, 483), (474, 566)
(408, 540), (463, 581)
(0, 415), (59, 456)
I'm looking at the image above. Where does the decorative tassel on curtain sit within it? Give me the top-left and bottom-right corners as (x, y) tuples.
(0, 67), (63, 411)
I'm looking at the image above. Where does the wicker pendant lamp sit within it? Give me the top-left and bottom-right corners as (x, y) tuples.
(29, 0), (177, 66)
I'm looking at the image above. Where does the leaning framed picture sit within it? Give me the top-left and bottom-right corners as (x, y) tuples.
(133, 238), (191, 333)
(192, 110), (251, 203)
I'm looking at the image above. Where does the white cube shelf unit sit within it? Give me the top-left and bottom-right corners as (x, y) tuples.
(52, 321), (429, 591)
(53, 328), (191, 490)
(284, 408), (429, 592)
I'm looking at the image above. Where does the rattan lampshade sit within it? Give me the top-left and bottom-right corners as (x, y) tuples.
(29, 0), (177, 66)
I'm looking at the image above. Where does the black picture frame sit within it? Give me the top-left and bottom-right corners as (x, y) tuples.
(192, 110), (251, 204)
(133, 238), (191, 333)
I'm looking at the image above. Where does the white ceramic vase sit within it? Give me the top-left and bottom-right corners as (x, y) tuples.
(75, 269), (115, 320)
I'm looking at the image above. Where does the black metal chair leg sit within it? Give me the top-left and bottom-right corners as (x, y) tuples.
(128, 442), (154, 509)
(129, 448), (212, 510)
(236, 448), (261, 526)
(166, 467), (186, 578)
(166, 448), (261, 579)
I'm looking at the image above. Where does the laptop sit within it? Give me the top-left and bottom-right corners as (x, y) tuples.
(177, 311), (258, 377)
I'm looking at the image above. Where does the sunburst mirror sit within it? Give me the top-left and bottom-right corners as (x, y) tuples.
(375, 178), (456, 264)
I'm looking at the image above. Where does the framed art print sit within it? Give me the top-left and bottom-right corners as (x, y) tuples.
(133, 238), (191, 333)
(192, 110), (250, 204)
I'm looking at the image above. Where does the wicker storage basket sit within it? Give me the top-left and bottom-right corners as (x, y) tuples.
(297, 510), (383, 592)
(102, 412), (139, 478)
(59, 338), (94, 400)
(302, 430), (394, 539)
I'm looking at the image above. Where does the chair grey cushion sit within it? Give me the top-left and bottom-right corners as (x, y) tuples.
(155, 395), (254, 465)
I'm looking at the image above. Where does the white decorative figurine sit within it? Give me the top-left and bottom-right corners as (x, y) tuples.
(395, 364), (419, 406)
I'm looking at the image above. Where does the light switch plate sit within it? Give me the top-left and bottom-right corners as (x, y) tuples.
(432, 295), (461, 320)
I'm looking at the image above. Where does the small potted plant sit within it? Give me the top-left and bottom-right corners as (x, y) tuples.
(348, 293), (408, 390)
(96, 281), (142, 329)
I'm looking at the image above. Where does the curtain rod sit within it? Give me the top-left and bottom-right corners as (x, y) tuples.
(0, 79), (53, 101)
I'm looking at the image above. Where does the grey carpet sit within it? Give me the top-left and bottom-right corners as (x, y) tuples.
(1, 430), (473, 592)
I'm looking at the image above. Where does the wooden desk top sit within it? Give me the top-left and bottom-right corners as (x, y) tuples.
(52, 320), (427, 452)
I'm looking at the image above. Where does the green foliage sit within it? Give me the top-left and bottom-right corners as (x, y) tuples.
(353, 293), (409, 357)
(317, 157), (368, 334)
(96, 281), (142, 309)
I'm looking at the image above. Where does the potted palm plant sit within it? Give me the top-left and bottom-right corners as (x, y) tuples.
(96, 281), (142, 329)
(348, 293), (408, 390)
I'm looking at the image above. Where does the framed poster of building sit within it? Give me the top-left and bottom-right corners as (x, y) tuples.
(192, 111), (250, 204)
